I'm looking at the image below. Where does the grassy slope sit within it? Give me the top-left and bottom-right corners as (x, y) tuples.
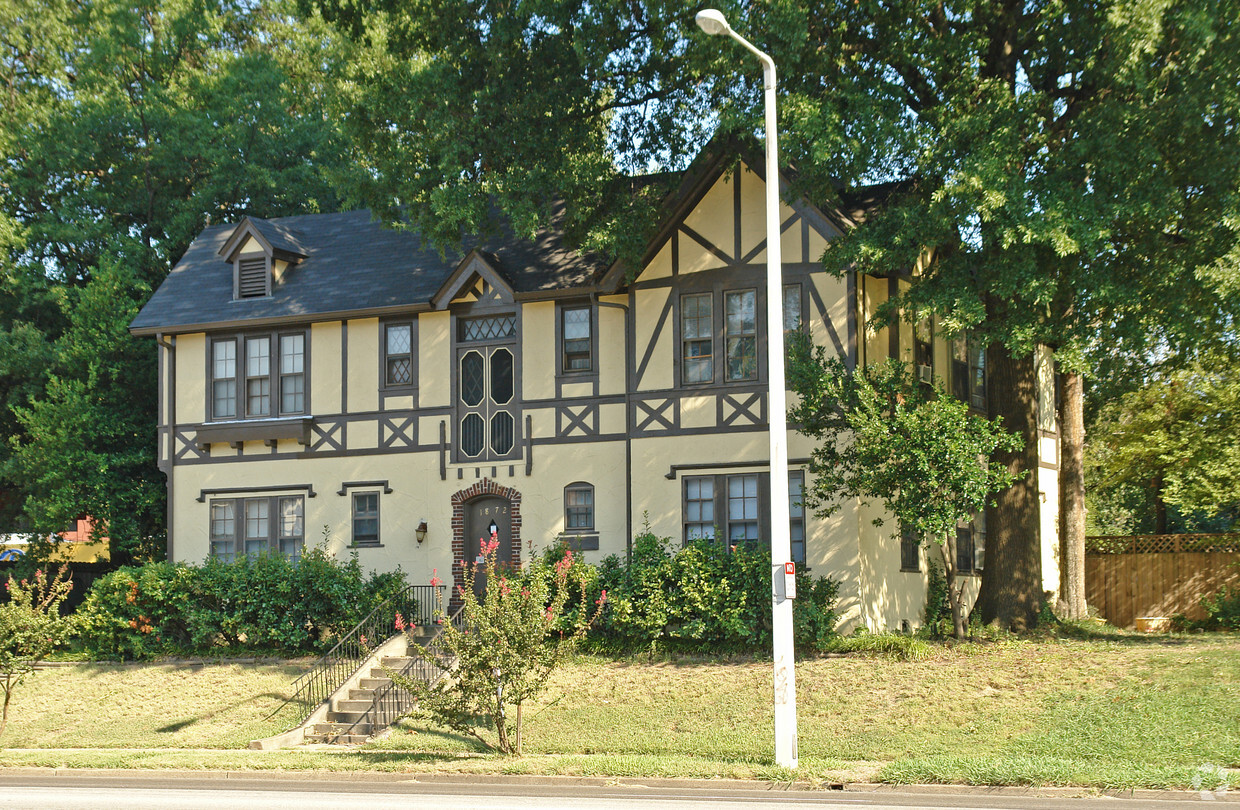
(1, 635), (1237, 789)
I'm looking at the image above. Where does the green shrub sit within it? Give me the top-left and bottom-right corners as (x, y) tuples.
(919, 559), (952, 637)
(76, 550), (405, 660)
(1199, 581), (1240, 630)
(592, 529), (839, 655)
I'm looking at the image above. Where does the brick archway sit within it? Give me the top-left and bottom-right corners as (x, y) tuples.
(450, 479), (523, 610)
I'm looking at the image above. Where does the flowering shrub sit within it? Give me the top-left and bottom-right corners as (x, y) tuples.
(0, 566), (74, 737)
(390, 538), (602, 754)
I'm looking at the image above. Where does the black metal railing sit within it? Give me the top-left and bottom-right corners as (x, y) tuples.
(275, 583), (445, 728)
(367, 604), (467, 730)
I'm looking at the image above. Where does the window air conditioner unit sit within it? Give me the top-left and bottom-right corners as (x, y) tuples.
(916, 365), (932, 384)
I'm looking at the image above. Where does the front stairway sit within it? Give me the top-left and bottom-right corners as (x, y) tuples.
(303, 649), (422, 744)
(249, 584), (459, 750)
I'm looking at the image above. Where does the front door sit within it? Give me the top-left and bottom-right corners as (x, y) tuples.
(465, 496), (512, 598)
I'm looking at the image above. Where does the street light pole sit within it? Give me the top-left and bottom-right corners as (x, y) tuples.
(695, 8), (798, 770)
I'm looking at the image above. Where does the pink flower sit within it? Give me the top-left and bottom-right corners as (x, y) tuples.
(457, 585), (466, 596)
(596, 589), (608, 606)
(544, 606), (553, 620)
(395, 612), (406, 632)
(429, 569), (443, 588)
(360, 633), (368, 647)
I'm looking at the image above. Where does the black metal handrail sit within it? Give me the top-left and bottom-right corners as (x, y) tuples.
(274, 583), (445, 727)
(367, 604), (467, 731)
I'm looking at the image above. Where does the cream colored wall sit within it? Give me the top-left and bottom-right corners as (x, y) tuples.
(1039, 466), (1061, 597)
(860, 276), (890, 366)
(175, 333), (206, 424)
(598, 297), (626, 396)
(633, 288), (672, 391)
(310, 321), (341, 415)
(172, 437), (630, 580)
(522, 302), (555, 400)
(346, 317), (378, 414)
(419, 311), (451, 408)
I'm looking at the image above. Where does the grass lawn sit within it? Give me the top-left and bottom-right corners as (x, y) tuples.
(1, 633), (1237, 790)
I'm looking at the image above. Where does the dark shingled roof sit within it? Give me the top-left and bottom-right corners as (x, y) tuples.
(130, 208), (610, 335)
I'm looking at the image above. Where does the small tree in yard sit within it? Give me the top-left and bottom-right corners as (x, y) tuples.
(788, 338), (1023, 639)
(390, 540), (602, 754)
(0, 566), (73, 738)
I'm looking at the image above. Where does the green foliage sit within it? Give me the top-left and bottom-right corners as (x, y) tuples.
(75, 549), (404, 660)
(920, 559), (951, 638)
(592, 528), (839, 655)
(0, 565), (73, 737)
(787, 339), (1022, 638)
(820, 630), (931, 661)
(0, 0), (348, 556)
(1197, 570), (1240, 631)
(392, 540), (601, 755)
(1086, 351), (1240, 533)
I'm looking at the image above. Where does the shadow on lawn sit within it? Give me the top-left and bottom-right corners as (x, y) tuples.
(154, 692), (294, 734)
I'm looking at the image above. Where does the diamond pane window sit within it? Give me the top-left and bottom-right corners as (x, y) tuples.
(490, 411), (514, 455)
(461, 413), (485, 456)
(562, 307), (591, 371)
(461, 351), (484, 406)
(490, 348), (514, 405)
(462, 316), (516, 342)
(725, 290), (757, 381)
(385, 324), (413, 387)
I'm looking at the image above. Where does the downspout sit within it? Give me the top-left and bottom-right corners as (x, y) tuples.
(597, 295), (632, 560)
(156, 335), (176, 561)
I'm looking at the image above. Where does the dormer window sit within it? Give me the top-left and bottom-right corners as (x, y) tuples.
(217, 216), (307, 302)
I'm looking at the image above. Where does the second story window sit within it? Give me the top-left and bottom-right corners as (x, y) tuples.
(952, 332), (986, 411)
(682, 293), (713, 384)
(455, 313), (520, 462)
(724, 290), (758, 381)
(210, 330), (308, 420)
(783, 284), (803, 335)
(561, 307), (592, 372)
(384, 322), (414, 388)
(915, 318), (933, 390)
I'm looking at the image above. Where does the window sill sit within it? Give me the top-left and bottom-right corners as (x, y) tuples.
(348, 543), (385, 549)
(900, 567), (921, 574)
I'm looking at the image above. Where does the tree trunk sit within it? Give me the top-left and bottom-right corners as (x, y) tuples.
(1153, 475), (1168, 534)
(975, 338), (1043, 631)
(1057, 368), (1088, 619)
(515, 701), (523, 755)
(941, 534), (966, 640)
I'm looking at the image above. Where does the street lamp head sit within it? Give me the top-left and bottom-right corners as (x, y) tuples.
(695, 9), (731, 36)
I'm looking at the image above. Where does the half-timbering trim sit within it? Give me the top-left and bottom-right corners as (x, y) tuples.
(665, 458), (812, 480)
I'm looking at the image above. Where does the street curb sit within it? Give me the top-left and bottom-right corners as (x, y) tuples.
(0, 766), (1234, 802)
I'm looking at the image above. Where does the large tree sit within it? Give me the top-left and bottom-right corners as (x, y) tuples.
(0, 0), (349, 559)
(302, 0), (1240, 629)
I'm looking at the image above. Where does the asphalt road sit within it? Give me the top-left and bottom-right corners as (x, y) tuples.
(0, 772), (1231, 810)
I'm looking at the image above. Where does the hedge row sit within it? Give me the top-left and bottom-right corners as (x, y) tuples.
(76, 548), (405, 659)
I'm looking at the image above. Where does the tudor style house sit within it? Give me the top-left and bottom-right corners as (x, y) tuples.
(130, 146), (1063, 632)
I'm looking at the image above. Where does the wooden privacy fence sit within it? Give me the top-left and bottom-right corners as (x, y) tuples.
(1085, 534), (1240, 628)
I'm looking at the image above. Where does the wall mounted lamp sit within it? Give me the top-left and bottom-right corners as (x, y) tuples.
(415, 520), (428, 544)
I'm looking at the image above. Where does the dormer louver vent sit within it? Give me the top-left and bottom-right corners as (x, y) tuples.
(237, 256), (268, 298)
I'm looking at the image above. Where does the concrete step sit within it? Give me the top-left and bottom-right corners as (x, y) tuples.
(348, 687), (376, 701)
(335, 699), (375, 713)
(313, 720), (372, 736)
(358, 677), (391, 690)
(304, 731), (369, 745)
(327, 709), (371, 724)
